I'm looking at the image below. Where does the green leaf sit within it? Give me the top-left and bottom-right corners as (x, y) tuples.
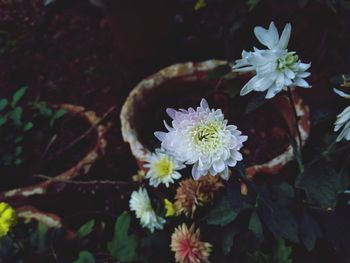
(15, 136), (23, 143)
(50, 108), (66, 126)
(38, 103), (53, 117)
(246, 0), (260, 11)
(77, 220), (95, 239)
(14, 158), (22, 165)
(299, 209), (321, 251)
(9, 107), (23, 125)
(205, 198), (238, 226)
(270, 182), (295, 207)
(272, 239), (293, 263)
(108, 212), (138, 262)
(73, 251), (95, 263)
(221, 225), (239, 255)
(249, 210), (263, 241)
(227, 78), (245, 99)
(0, 99), (8, 112)
(23, 122), (33, 131)
(37, 223), (48, 253)
(194, 0), (206, 10)
(207, 64), (231, 80)
(295, 161), (344, 210)
(11, 87), (27, 107)
(15, 146), (22, 156)
(258, 195), (299, 243)
(244, 92), (268, 115)
(0, 116), (7, 127)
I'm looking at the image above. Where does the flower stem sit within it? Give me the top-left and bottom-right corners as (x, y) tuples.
(287, 87), (304, 173)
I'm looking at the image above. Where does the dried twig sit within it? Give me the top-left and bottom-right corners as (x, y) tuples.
(52, 105), (116, 157)
(33, 174), (135, 187)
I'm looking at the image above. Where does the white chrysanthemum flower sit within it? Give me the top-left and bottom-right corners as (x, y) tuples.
(334, 88), (350, 142)
(154, 99), (247, 180)
(129, 188), (165, 232)
(233, 22), (311, 99)
(144, 149), (185, 187)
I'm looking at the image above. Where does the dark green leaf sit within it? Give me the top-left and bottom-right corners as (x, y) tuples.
(270, 182), (295, 206)
(0, 116), (7, 127)
(73, 251), (95, 263)
(15, 136), (23, 144)
(207, 64), (231, 80)
(0, 99), (8, 112)
(194, 0), (206, 10)
(227, 78), (245, 99)
(108, 212), (138, 262)
(258, 195), (299, 243)
(14, 158), (22, 165)
(340, 0), (350, 10)
(15, 146), (22, 156)
(77, 220), (95, 239)
(37, 223), (48, 253)
(50, 108), (66, 126)
(205, 198), (238, 226)
(295, 161), (344, 209)
(299, 210), (321, 251)
(38, 103), (53, 117)
(244, 92), (268, 115)
(222, 225), (239, 255)
(246, 0), (260, 11)
(9, 107), (22, 125)
(272, 239), (293, 263)
(23, 122), (33, 131)
(11, 87), (27, 107)
(249, 210), (263, 241)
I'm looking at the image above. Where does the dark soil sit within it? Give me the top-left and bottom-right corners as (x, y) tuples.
(0, 1), (350, 261)
(0, 109), (96, 191)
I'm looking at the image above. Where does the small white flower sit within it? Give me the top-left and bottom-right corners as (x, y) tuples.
(154, 99), (247, 180)
(129, 188), (165, 232)
(233, 22), (311, 99)
(144, 149), (185, 187)
(334, 88), (350, 142)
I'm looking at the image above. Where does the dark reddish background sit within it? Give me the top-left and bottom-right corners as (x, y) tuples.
(0, 0), (349, 241)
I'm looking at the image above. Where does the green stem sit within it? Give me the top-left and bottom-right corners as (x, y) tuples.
(287, 87), (304, 173)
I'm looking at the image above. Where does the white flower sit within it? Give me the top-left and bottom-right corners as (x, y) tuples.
(144, 149), (185, 187)
(233, 22), (311, 99)
(334, 87), (350, 142)
(154, 99), (247, 180)
(129, 188), (165, 232)
(334, 106), (350, 142)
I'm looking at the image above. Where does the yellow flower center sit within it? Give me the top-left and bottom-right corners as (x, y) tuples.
(192, 122), (221, 153)
(277, 52), (298, 72)
(154, 157), (173, 178)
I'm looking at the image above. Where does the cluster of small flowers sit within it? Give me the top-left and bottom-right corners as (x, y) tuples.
(127, 21), (350, 263)
(0, 202), (17, 238)
(129, 98), (246, 262)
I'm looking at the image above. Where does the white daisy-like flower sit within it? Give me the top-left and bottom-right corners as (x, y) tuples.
(334, 88), (350, 142)
(129, 188), (165, 232)
(144, 149), (185, 187)
(233, 22), (311, 99)
(154, 99), (247, 180)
